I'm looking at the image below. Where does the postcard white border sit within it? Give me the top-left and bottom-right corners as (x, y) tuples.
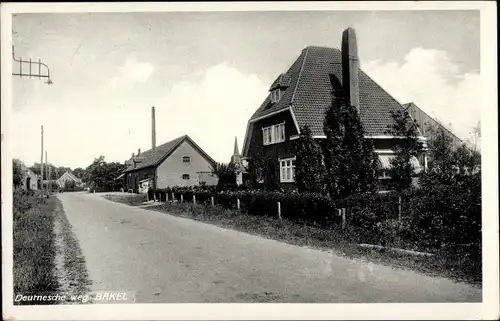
(2, 1), (498, 320)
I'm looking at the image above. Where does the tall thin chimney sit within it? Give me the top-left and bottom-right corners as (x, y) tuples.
(151, 106), (156, 150)
(137, 148), (141, 156)
(341, 27), (360, 112)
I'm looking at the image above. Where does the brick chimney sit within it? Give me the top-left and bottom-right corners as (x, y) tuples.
(137, 148), (141, 156)
(151, 106), (156, 150)
(341, 27), (360, 112)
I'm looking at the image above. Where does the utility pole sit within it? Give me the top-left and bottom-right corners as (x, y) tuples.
(45, 151), (48, 192)
(41, 125), (44, 191)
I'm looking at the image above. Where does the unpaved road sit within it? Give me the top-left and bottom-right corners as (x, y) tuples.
(58, 192), (482, 303)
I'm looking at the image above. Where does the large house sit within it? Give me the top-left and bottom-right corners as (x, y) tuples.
(241, 27), (459, 189)
(56, 170), (82, 188)
(121, 134), (219, 193)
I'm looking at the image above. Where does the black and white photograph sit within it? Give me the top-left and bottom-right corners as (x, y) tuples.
(1, 2), (498, 320)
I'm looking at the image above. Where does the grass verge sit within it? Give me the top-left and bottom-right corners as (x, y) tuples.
(13, 190), (91, 305)
(13, 190), (59, 305)
(104, 194), (481, 286)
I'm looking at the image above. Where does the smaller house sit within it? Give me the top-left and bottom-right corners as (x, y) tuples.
(18, 163), (39, 191)
(56, 170), (82, 188)
(122, 134), (219, 193)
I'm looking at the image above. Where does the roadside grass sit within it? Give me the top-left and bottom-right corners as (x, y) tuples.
(13, 190), (59, 305)
(104, 195), (482, 286)
(13, 190), (92, 305)
(103, 193), (148, 206)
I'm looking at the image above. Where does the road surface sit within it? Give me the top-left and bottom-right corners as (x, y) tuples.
(58, 192), (482, 303)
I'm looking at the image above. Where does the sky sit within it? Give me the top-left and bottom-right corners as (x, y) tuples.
(11, 10), (480, 169)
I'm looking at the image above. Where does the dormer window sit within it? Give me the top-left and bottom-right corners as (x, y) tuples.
(270, 89), (282, 103)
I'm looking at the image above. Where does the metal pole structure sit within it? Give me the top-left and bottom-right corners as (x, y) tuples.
(41, 125), (44, 191)
(12, 45), (53, 84)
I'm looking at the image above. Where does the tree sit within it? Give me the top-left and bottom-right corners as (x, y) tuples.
(85, 156), (126, 191)
(13, 159), (24, 189)
(73, 167), (86, 181)
(323, 92), (378, 198)
(385, 110), (423, 191)
(425, 123), (456, 184)
(211, 162), (237, 192)
(323, 94), (346, 197)
(295, 125), (327, 194)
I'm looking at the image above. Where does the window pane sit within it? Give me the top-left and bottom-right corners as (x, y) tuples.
(268, 130), (272, 143)
(280, 124), (285, 141)
(286, 167), (291, 180)
(287, 160), (290, 167)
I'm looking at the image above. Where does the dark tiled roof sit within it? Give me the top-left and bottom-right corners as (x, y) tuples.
(250, 46), (406, 136)
(124, 135), (216, 172)
(269, 73), (291, 91)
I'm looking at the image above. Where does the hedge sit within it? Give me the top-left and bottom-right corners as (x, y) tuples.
(146, 175), (481, 256)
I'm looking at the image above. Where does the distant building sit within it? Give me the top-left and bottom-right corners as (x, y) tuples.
(56, 170), (82, 188)
(121, 134), (219, 193)
(230, 136), (247, 186)
(18, 163), (39, 191)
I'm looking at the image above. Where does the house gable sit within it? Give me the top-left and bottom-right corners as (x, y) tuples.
(156, 139), (218, 188)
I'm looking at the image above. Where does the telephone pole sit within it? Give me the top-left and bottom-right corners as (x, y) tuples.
(41, 125), (44, 191)
(45, 151), (48, 192)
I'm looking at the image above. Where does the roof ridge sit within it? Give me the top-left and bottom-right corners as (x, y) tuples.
(404, 102), (463, 142)
(290, 46), (309, 105)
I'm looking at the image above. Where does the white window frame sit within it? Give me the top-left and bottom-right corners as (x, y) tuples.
(279, 157), (296, 183)
(270, 89), (282, 103)
(262, 122), (285, 146)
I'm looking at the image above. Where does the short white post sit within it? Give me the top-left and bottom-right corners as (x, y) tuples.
(277, 201), (282, 221)
(237, 198), (240, 211)
(211, 196), (215, 207)
(153, 192), (157, 202)
(341, 208), (346, 230)
(181, 194), (184, 203)
(172, 193), (175, 203)
(166, 192), (169, 202)
(93, 190), (95, 194)
(193, 195), (196, 205)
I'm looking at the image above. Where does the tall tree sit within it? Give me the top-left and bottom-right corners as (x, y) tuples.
(323, 92), (378, 198)
(295, 125), (327, 194)
(323, 94), (346, 197)
(340, 100), (379, 195)
(385, 110), (423, 191)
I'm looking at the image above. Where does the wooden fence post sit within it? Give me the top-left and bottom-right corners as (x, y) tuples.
(181, 194), (184, 203)
(341, 208), (346, 230)
(193, 195), (196, 205)
(237, 198), (241, 211)
(398, 196), (402, 227)
(211, 196), (215, 207)
(277, 201), (282, 221)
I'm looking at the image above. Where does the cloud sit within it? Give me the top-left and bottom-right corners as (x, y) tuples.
(108, 53), (155, 89)
(362, 48), (481, 144)
(11, 63), (268, 168)
(153, 62), (269, 163)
